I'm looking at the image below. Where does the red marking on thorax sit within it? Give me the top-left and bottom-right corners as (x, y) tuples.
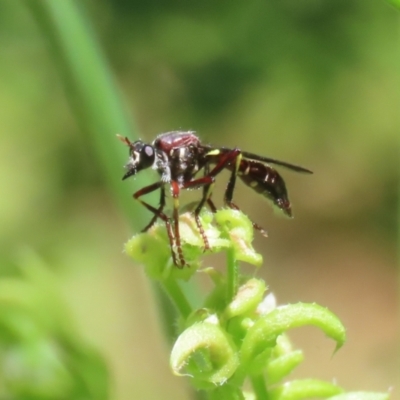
(154, 132), (200, 153)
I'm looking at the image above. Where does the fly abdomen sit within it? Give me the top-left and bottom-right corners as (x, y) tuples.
(238, 160), (292, 217)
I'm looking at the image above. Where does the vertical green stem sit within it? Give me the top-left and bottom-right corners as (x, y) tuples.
(226, 247), (239, 304)
(25, 0), (183, 353)
(25, 0), (156, 226)
(386, 0), (400, 8)
(250, 374), (270, 400)
(162, 277), (192, 320)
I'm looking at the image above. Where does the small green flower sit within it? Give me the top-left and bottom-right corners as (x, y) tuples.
(170, 314), (239, 388)
(124, 209), (263, 280)
(123, 207), (390, 400)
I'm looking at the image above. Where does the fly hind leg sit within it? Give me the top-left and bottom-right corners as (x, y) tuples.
(182, 150), (241, 251)
(193, 162), (215, 251)
(224, 153), (268, 237)
(193, 180), (215, 251)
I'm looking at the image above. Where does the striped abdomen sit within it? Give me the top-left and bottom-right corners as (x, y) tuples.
(237, 159), (292, 217)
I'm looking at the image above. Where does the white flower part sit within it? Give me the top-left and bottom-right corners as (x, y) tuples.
(204, 314), (219, 325)
(256, 292), (277, 316)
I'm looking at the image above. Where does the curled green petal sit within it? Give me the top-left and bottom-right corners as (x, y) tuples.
(170, 315), (239, 386)
(266, 350), (304, 385)
(327, 392), (390, 400)
(215, 209), (263, 266)
(240, 303), (346, 373)
(273, 334), (294, 356)
(224, 278), (266, 320)
(270, 379), (343, 400)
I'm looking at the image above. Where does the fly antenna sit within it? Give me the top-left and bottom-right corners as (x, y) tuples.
(116, 134), (132, 147)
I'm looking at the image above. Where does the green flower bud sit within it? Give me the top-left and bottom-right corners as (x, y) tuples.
(215, 210), (263, 267)
(269, 379), (343, 400)
(125, 211), (231, 280)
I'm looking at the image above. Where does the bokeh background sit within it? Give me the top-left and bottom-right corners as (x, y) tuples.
(1, 1), (398, 399)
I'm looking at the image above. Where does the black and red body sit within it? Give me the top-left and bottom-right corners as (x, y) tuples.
(119, 131), (312, 267)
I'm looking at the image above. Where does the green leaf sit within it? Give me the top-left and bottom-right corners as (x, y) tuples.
(2, 340), (72, 399)
(0, 258), (109, 399)
(270, 379), (343, 400)
(240, 303), (346, 374)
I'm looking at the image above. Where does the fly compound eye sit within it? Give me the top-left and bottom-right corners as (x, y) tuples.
(141, 145), (155, 168)
(143, 145), (154, 158)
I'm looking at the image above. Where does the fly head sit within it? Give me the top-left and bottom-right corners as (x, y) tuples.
(117, 135), (156, 180)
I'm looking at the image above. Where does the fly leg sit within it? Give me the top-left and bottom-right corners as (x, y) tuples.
(170, 181), (186, 267)
(191, 162), (214, 251)
(140, 185), (166, 232)
(224, 154), (268, 236)
(183, 149), (242, 250)
(133, 182), (180, 266)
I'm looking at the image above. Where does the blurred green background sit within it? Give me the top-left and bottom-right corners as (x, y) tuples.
(0, 0), (398, 399)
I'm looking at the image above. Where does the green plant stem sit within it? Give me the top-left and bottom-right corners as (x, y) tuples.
(386, 0), (400, 9)
(162, 277), (192, 320)
(25, 0), (155, 227)
(226, 248), (239, 304)
(26, 0), (182, 351)
(251, 374), (270, 400)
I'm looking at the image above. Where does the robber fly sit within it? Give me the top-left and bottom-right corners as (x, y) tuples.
(118, 131), (312, 267)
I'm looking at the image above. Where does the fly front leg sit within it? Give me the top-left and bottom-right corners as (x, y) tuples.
(133, 182), (179, 266)
(141, 185), (166, 232)
(170, 180), (186, 267)
(184, 174), (216, 251)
